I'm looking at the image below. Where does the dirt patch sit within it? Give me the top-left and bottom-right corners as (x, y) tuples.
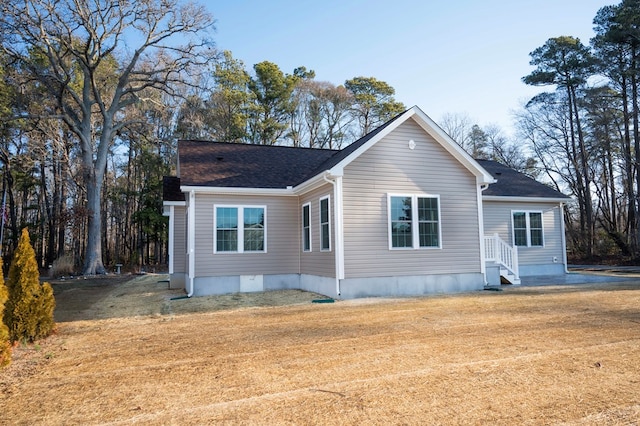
(2, 276), (640, 424)
(51, 274), (140, 322)
(51, 274), (328, 321)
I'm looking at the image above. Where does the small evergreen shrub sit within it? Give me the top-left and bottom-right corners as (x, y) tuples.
(4, 229), (56, 343)
(0, 258), (11, 368)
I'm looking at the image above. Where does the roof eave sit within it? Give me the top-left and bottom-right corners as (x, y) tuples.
(483, 195), (571, 203)
(180, 185), (296, 196)
(163, 200), (186, 206)
(292, 170), (335, 195)
(408, 108), (496, 184)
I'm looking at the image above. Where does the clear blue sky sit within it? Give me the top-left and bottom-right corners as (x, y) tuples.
(210, 0), (609, 135)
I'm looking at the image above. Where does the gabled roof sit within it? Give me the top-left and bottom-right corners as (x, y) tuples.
(477, 159), (570, 200)
(175, 106), (495, 193)
(319, 107), (495, 186)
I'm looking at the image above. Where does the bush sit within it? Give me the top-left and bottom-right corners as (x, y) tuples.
(50, 254), (75, 277)
(4, 229), (56, 343)
(0, 258), (10, 368)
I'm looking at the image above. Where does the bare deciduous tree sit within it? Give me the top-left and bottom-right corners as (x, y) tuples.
(0, 0), (215, 274)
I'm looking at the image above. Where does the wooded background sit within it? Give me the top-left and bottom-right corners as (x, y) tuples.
(0, 0), (638, 274)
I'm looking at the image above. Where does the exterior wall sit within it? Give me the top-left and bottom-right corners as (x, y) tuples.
(193, 193), (300, 278)
(298, 183), (335, 278)
(169, 206), (187, 288)
(483, 199), (566, 275)
(341, 118), (483, 280)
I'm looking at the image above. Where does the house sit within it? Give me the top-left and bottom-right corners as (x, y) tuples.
(163, 106), (570, 299)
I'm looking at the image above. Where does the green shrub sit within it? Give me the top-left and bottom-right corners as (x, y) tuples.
(4, 229), (56, 343)
(0, 258), (10, 368)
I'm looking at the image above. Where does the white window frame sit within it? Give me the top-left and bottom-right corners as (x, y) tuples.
(387, 193), (442, 250)
(511, 210), (544, 248)
(214, 204), (267, 253)
(319, 195), (331, 252)
(302, 202), (312, 252)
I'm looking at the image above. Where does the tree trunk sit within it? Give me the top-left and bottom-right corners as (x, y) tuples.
(631, 48), (640, 258)
(80, 125), (110, 275)
(571, 85), (593, 257)
(83, 172), (106, 275)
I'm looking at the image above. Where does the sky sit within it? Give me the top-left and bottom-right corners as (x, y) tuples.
(208, 0), (610, 137)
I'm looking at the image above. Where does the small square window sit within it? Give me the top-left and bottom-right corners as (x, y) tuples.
(389, 194), (441, 249)
(513, 211), (543, 247)
(214, 206), (266, 253)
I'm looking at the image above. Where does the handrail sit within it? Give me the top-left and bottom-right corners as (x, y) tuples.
(484, 233), (519, 280)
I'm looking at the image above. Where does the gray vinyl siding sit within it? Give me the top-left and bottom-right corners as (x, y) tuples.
(173, 205), (187, 273)
(342, 118), (482, 279)
(483, 200), (564, 266)
(299, 183), (335, 277)
(193, 193), (299, 276)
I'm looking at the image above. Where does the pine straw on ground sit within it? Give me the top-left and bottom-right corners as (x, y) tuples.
(2, 275), (640, 425)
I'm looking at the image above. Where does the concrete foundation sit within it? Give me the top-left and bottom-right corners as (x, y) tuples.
(187, 272), (486, 299)
(337, 273), (485, 299)
(168, 273), (186, 290)
(519, 263), (566, 276)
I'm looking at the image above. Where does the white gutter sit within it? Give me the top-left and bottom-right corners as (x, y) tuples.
(293, 171), (332, 195)
(187, 190), (196, 297)
(181, 185), (295, 196)
(323, 172), (344, 297)
(483, 195), (572, 203)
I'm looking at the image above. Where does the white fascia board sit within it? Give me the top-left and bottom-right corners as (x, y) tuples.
(408, 107), (496, 185)
(483, 195), (571, 204)
(180, 185), (296, 196)
(328, 109), (414, 175)
(163, 201), (185, 216)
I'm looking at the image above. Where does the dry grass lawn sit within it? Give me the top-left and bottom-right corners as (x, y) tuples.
(1, 274), (640, 425)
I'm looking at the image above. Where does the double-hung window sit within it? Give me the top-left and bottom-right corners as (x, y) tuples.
(512, 211), (543, 247)
(319, 196), (331, 251)
(388, 194), (441, 249)
(302, 203), (311, 252)
(214, 205), (266, 253)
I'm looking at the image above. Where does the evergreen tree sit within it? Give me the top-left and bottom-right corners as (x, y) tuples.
(247, 61), (299, 145)
(0, 258), (10, 367)
(345, 76), (406, 136)
(4, 229), (55, 343)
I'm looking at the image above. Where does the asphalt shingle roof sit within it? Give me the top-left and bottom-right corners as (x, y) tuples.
(176, 110), (409, 190)
(162, 176), (185, 201)
(177, 140), (337, 188)
(476, 159), (570, 199)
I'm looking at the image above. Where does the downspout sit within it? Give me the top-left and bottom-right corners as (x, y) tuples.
(478, 183), (490, 285)
(560, 202), (569, 273)
(168, 205), (175, 275)
(187, 190), (196, 297)
(323, 172), (344, 297)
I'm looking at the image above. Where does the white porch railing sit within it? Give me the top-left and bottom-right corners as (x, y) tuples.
(484, 233), (520, 284)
